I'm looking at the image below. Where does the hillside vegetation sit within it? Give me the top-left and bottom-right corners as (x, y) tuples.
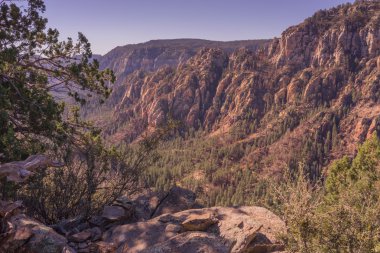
(85, 0), (380, 206)
(1, 0), (380, 252)
(276, 134), (380, 252)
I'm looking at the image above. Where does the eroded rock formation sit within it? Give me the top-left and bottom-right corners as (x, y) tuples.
(90, 1), (380, 177)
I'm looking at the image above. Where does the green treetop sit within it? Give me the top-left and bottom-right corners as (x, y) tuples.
(0, 0), (115, 162)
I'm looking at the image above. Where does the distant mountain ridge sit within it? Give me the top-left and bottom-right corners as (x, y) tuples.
(98, 39), (271, 86)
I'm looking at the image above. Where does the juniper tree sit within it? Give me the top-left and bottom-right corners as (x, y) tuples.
(0, 0), (168, 222)
(0, 0), (115, 163)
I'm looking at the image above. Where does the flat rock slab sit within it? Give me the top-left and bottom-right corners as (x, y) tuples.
(103, 206), (286, 253)
(102, 218), (180, 252)
(140, 232), (230, 253)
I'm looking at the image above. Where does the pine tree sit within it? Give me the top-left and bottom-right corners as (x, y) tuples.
(332, 120), (339, 148)
(324, 131), (331, 155)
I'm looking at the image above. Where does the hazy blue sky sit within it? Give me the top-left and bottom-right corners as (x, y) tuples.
(43, 0), (354, 55)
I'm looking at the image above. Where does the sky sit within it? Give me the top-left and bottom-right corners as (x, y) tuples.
(43, 0), (354, 55)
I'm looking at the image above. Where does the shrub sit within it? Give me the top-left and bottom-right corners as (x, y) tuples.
(274, 134), (380, 252)
(18, 131), (160, 224)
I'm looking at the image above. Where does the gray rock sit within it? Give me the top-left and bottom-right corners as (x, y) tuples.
(102, 206), (127, 221)
(141, 232), (230, 253)
(69, 230), (92, 243)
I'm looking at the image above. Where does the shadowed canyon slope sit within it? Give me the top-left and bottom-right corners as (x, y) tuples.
(86, 1), (380, 196)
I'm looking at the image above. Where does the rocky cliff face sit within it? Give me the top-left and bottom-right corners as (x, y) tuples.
(93, 1), (379, 178)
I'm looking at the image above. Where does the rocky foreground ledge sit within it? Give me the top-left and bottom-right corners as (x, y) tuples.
(0, 156), (286, 253)
(0, 197), (286, 253)
(103, 206), (286, 253)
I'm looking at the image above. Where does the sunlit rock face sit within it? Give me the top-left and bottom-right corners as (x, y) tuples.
(87, 1), (380, 175)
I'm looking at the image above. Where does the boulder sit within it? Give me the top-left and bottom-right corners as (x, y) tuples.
(181, 213), (218, 231)
(0, 214), (71, 253)
(200, 206), (285, 253)
(66, 224), (110, 251)
(102, 206), (128, 221)
(96, 197), (136, 228)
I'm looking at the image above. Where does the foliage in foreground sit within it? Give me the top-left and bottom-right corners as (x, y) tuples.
(18, 131), (161, 224)
(0, 0), (114, 163)
(274, 134), (380, 253)
(0, 0), (159, 224)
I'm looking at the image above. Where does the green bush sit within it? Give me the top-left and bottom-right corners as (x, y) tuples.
(275, 134), (380, 252)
